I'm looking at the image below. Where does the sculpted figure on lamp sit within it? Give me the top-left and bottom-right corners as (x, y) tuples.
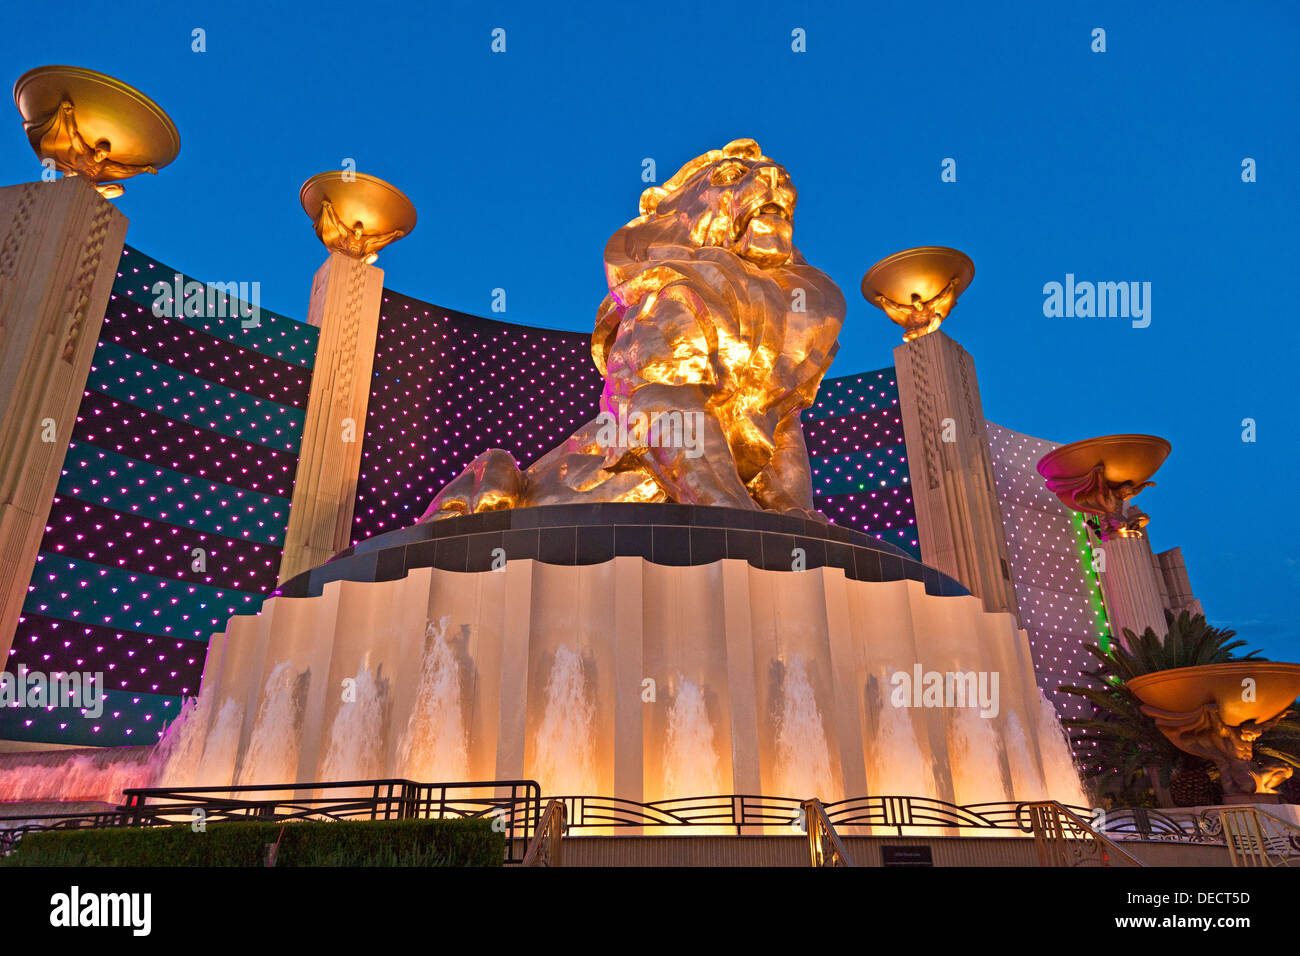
(1140, 702), (1293, 798)
(26, 99), (158, 197)
(871, 276), (962, 342)
(314, 198), (407, 264)
(419, 138), (846, 522)
(1043, 462), (1154, 539)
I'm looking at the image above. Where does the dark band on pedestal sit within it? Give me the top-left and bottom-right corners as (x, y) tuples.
(274, 503), (969, 600)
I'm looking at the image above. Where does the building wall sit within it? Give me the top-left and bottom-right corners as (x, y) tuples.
(984, 422), (1111, 720)
(0, 247), (317, 746)
(3, 256), (920, 746)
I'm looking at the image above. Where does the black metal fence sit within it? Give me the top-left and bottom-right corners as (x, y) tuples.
(1, 779), (542, 863)
(0, 782), (1229, 861)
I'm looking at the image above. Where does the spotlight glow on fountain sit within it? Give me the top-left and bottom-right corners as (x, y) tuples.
(1001, 710), (1049, 801)
(195, 698), (244, 789)
(948, 707), (1012, 805)
(663, 676), (722, 797)
(1035, 690), (1089, 806)
(236, 661), (309, 786)
(532, 645), (597, 794)
(869, 680), (939, 799)
(774, 654), (833, 798)
(398, 617), (470, 782)
(320, 661), (390, 782)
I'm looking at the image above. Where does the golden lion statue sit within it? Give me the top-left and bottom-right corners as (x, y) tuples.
(418, 138), (846, 522)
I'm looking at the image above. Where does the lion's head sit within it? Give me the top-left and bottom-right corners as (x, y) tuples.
(595, 139), (843, 383)
(603, 139), (813, 289)
(637, 138), (797, 268)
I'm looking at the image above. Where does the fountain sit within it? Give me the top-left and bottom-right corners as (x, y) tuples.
(531, 646), (597, 795)
(319, 661), (390, 782)
(947, 707), (1012, 806)
(1034, 691), (1090, 807)
(236, 661), (309, 787)
(396, 617), (470, 783)
(866, 677), (939, 800)
(663, 676), (722, 797)
(773, 654), (834, 799)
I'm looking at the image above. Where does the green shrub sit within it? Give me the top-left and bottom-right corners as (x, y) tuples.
(3, 818), (503, 867)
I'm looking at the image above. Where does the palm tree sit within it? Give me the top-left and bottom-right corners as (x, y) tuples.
(1059, 611), (1300, 807)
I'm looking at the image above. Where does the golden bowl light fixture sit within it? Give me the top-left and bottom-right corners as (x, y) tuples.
(1127, 662), (1300, 729)
(300, 171), (416, 265)
(1127, 661), (1300, 800)
(1037, 433), (1171, 539)
(14, 65), (179, 198)
(861, 246), (975, 341)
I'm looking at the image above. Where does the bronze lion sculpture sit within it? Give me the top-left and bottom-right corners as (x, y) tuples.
(418, 138), (845, 522)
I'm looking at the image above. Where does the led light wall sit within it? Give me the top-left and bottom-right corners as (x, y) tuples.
(1, 247), (318, 746)
(350, 291), (919, 555)
(985, 422), (1111, 720)
(4, 262), (917, 747)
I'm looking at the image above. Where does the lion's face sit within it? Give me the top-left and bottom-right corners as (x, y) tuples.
(654, 155), (798, 268)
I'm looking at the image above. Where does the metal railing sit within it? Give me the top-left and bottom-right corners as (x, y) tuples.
(539, 793), (1097, 835)
(522, 799), (566, 867)
(2, 779), (542, 863)
(1018, 801), (1147, 867)
(4, 784), (1272, 863)
(1216, 807), (1300, 867)
(803, 799), (853, 867)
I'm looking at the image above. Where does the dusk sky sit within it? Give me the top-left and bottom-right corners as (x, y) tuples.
(3, 0), (1296, 657)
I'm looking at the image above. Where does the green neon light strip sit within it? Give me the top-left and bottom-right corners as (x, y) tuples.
(1072, 510), (1113, 653)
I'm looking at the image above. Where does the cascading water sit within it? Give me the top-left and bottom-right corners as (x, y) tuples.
(532, 645), (597, 794)
(0, 749), (153, 804)
(397, 617), (469, 781)
(868, 678), (939, 799)
(151, 696), (207, 786)
(947, 707), (1012, 805)
(1034, 690), (1089, 806)
(1001, 710), (1049, 800)
(193, 697), (243, 788)
(319, 661), (390, 781)
(236, 661), (310, 786)
(662, 676), (721, 797)
(773, 654), (833, 798)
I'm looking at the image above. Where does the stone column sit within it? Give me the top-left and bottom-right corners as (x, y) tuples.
(1096, 533), (1168, 647)
(277, 252), (384, 583)
(893, 330), (1019, 617)
(0, 178), (128, 667)
(1156, 546), (1203, 617)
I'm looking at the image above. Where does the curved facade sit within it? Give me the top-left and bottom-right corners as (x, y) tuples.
(0, 245), (1197, 751)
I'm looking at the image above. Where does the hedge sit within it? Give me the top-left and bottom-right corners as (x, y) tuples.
(2, 818), (503, 867)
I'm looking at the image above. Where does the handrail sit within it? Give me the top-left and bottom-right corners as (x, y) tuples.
(6, 785), (1263, 859)
(522, 799), (566, 867)
(803, 799), (853, 867)
(1217, 807), (1300, 867)
(1018, 801), (1147, 867)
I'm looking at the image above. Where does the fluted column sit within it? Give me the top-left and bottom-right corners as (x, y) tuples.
(1097, 533), (1168, 646)
(894, 330), (1019, 616)
(0, 178), (128, 666)
(278, 252), (384, 583)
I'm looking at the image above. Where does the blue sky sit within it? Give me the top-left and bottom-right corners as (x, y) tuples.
(3, 0), (1296, 657)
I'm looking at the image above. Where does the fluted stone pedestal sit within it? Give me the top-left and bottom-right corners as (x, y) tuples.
(1097, 533), (1168, 646)
(167, 505), (1088, 824)
(0, 178), (128, 668)
(278, 253), (384, 583)
(894, 331), (1019, 617)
